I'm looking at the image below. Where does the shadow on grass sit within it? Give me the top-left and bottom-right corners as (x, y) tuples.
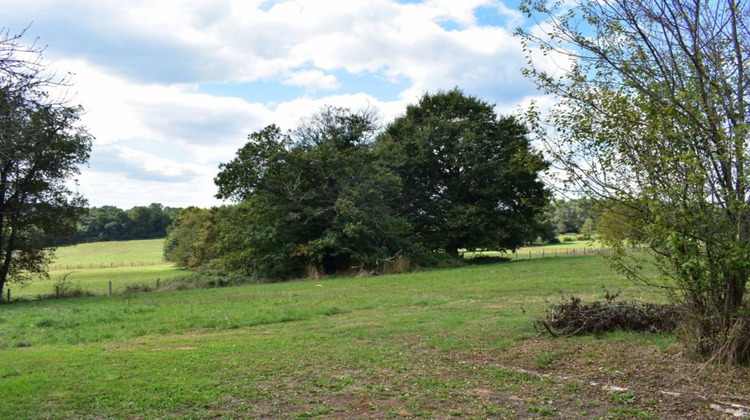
(463, 256), (511, 265)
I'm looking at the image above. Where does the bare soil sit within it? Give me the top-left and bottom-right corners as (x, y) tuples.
(214, 336), (750, 419)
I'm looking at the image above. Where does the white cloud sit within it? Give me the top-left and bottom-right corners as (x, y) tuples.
(282, 70), (340, 92)
(270, 92), (406, 131)
(77, 170), (221, 209)
(115, 146), (208, 179)
(2, 0), (547, 208)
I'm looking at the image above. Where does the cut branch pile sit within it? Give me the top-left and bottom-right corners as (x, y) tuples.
(538, 292), (683, 337)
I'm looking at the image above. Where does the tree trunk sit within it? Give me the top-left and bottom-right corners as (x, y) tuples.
(444, 241), (461, 259)
(0, 228), (17, 301)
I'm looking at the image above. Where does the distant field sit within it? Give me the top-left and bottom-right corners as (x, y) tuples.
(50, 239), (168, 267)
(9, 238), (601, 298)
(12, 239), (186, 298)
(467, 236), (602, 260)
(2, 254), (745, 419)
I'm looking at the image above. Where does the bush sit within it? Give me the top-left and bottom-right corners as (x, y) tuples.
(163, 270), (255, 290)
(464, 255), (510, 265)
(52, 273), (94, 298)
(413, 251), (463, 269)
(122, 283), (154, 294)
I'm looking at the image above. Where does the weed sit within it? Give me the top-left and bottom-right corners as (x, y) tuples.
(52, 273), (94, 298)
(563, 381), (581, 392)
(122, 282), (154, 294)
(493, 366), (537, 383)
(534, 348), (571, 369)
(310, 406), (331, 416)
(35, 318), (56, 328)
(611, 407), (655, 419)
(527, 406), (556, 416)
(610, 390), (636, 404)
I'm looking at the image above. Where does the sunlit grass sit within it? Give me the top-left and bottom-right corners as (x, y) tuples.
(10, 239), (183, 299)
(0, 254), (676, 418)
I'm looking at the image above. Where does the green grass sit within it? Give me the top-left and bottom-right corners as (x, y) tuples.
(0, 254), (682, 419)
(51, 239), (168, 266)
(11, 239), (186, 298)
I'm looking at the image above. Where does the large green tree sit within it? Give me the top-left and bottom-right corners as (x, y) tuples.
(376, 89), (549, 257)
(214, 107), (413, 279)
(518, 0), (750, 363)
(164, 206), (221, 269)
(0, 28), (92, 298)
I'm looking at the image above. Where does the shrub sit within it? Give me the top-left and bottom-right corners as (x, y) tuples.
(464, 255), (510, 265)
(122, 283), (154, 294)
(52, 273), (94, 298)
(163, 270), (255, 290)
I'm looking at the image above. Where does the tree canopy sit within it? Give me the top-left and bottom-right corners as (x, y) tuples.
(376, 89), (549, 256)
(72, 203), (180, 244)
(170, 92), (549, 278)
(518, 0), (750, 363)
(212, 106), (413, 278)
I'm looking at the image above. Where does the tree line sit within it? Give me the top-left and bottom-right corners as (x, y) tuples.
(165, 89), (550, 279)
(62, 203), (181, 244)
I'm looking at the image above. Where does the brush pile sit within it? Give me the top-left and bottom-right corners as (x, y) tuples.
(538, 291), (683, 336)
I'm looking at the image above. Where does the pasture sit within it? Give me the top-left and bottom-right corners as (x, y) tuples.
(10, 239), (186, 298)
(1, 242), (748, 418)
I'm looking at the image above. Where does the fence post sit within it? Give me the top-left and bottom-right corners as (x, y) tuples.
(108, 281), (112, 296)
(6, 288), (9, 302)
(156, 278), (160, 288)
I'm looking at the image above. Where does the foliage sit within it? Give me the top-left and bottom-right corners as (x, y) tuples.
(163, 206), (220, 269)
(547, 199), (597, 235)
(163, 270), (253, 290)
(175, 93), (551, 279)
(376, 89), (549, 256)
(214, 106), (415, 279)
(52, 272), (94, 299)
(70, 203), (180, 244)
(0, 28), (92, 298)
(518, 0), (750, 363)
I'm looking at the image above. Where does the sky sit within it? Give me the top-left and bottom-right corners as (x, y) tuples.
(2, 0), (560, 209)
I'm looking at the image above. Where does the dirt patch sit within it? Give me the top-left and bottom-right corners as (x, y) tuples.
(464, 337), (750, 418)
(199, 335), (749, 418)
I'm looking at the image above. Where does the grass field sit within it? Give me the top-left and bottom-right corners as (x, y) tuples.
(8, 238), (598, 299)
(11, 239), (187, 298)
(2, 247), (748, 419)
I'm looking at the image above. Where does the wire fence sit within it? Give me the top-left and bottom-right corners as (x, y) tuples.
(49, 261), (167, 270)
